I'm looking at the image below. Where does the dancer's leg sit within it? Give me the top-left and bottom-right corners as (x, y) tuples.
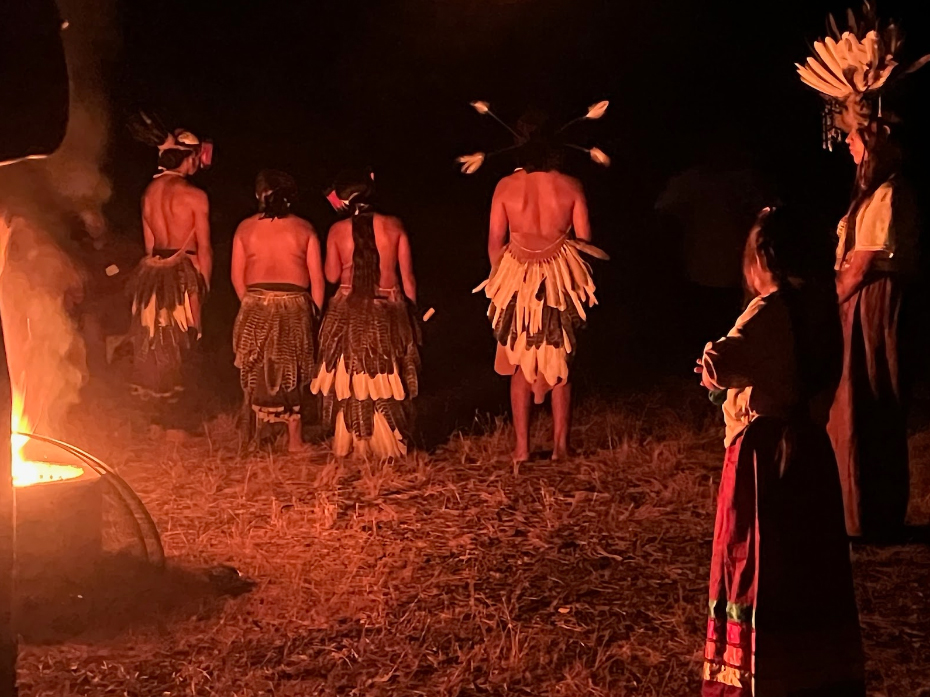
(511, 372), (532, 462)
(552, 381), (572, 460)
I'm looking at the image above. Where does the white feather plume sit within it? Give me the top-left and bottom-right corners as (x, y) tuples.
(457, 152), (486, 174)
(589, 148), (610, 167)
(585, 101), (609, 120)
(797, 30), (897, 99)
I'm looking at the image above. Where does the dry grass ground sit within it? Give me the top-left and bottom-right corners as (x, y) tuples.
(14, 384), (930, 696)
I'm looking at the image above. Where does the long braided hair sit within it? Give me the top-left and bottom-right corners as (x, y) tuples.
(333, 168), (379, 301)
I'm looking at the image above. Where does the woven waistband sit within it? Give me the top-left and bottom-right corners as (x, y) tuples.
(247, 283), (308, 294)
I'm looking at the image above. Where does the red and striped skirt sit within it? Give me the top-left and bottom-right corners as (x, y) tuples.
(703, 418), (865, 697)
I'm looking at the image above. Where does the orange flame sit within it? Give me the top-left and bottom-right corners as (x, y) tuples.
(10, 389), (82, 488)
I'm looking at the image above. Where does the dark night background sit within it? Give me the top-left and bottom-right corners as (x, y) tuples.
(101, 0), (930, 441)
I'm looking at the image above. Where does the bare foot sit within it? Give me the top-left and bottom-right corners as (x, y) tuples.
(288, 441), (311, 454)
(512, 448), (530, 464)
(551, 447), (574, 462)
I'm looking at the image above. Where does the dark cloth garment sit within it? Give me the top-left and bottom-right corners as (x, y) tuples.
(702, 421), (865, 697)
(233, 286), (316, 448)
(127, 251), (205, 401)
(828, 275), (909, 538)
(701, 284), (863, 696)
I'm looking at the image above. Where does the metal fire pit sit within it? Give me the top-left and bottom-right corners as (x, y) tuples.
(12, 434), (163, 587)
(15, 462), (102, 585)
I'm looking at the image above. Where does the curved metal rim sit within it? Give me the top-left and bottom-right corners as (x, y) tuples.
(14, 432), (165, 568)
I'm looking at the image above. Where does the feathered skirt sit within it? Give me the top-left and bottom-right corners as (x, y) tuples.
(474, 238), (606, 403)
(233, 286), (316, 425)
(310, 287), (421, 459)
(127, 251), (205, 400)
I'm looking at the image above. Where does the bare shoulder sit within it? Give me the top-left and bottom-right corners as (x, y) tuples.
(233, 214), (260, 240)
(328, 218), (351, 243)
(293, 215), (318, 238)
(180, 180), (208, 206)
(495, 171), (522, 193)
(379, 214), (406, 235)
(556, 172), (584, 193)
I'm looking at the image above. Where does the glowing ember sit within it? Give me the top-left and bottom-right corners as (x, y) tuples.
(10, 391), (83, 488)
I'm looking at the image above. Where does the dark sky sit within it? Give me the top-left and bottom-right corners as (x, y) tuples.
(107, 0), (930, 232)
(100, 0), (930, 419)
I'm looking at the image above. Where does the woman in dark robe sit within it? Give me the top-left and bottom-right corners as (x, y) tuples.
(794, 4), (927, 540)
(697, 207), (864, 697)
(828, 123), (918, 539)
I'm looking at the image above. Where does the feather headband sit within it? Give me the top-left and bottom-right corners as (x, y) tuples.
(456, 100), (611, 174)
(796, 2), (930, 149)
(127, 111), (214, 169)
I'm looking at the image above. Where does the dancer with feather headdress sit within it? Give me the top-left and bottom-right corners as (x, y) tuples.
(459, 102), (610, 463)
(126, 113), (213, 413)
(232, 170), (324, 453)
(797, 2), (927, 539)
(310, 169), (421, 460)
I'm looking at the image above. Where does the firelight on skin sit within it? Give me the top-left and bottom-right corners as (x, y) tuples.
(846, 129), (866, 165)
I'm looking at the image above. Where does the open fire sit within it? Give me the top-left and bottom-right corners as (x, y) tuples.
(10, 392), (83, 488)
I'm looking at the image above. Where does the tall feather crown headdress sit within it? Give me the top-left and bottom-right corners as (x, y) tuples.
(796, 2), (930, 149)
(456, 100), (611, 174)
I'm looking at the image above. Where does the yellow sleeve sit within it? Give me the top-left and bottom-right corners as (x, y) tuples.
(854, 184), (894, 252)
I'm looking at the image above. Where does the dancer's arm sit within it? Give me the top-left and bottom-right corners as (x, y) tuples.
(397, 228), (417, 305)
(572, 181), (592, 242)
(142, 205), (155, 256)
(488, 181), (509, 264)
(230, 227), (246, 301)
(324, 224), (342, 285)
(306, 226), (325, 311)
(192, 189), (212, 291)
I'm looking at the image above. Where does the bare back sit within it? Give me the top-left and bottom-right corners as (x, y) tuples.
(142, 173), (213, 287)
(324, 213), (417, 303)
(143, 175), (203, 250)
(488, 170), (591, 262)
(231, 213), (324, 308)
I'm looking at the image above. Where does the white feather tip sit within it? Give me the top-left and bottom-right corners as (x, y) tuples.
(585, 101), (609, 120)
(589, 147), (611, 167)
(457, 152), (486, 174)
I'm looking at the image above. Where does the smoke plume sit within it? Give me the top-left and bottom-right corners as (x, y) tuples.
(0, 0), (116, 435)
